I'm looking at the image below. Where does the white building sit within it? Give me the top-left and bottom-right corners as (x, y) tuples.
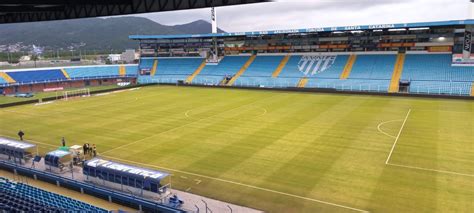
(120, 49), (136, 63)
(107, 54), (121, 62)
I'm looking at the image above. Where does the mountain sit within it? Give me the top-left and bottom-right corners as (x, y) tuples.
(0, 17), (226, 51)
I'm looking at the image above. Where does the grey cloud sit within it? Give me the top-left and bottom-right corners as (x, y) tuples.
(133, 0), (470, 32)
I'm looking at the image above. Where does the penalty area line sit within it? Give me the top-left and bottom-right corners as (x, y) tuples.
(387, 163), (474, 178)
(385, 109), (411, 165)
(102, 155), (369, 212)
(377, 119), (402, 139)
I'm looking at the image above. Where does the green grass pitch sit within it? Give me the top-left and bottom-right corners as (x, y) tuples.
(0, 86), (472, 213)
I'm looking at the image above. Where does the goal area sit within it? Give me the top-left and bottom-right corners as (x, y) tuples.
(63, 88), (90, 101)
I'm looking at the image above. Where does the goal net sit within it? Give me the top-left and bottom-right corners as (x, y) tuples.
(63, 88), (90, 101)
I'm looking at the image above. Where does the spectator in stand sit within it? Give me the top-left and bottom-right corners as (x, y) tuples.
(18, 130), (25, 141)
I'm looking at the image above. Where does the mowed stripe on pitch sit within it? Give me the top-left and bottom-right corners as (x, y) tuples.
(1, 86), (473, 213)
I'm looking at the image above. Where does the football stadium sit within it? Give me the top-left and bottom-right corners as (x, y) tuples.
(0, 1), (473, 213)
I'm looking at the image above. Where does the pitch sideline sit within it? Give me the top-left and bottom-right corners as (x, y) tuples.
(102, 155), (369, 212)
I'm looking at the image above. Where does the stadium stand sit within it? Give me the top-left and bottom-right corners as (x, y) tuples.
(0, 177), (107, 212)
(388, 53), (406, 93)
(193, 56), (251, 85)
(119, 65), (126, 77)
(125, 65), (139, 75)
(7, 69), (67, 84)
(472, 83), (474, 96)
(402, 54), (474, 95)
(402, 54), (474, 81)
(156, 58), (204, 75)
(297, 77), (309, 88)
(151, 60), (158, 76)
(272, 55), (291, 78)
(340, 55), (357, 79)
(139, 58), (204, 83)
(0, 74), (9, 85)
(0, 72), (16, 84)
(236, 55), (274, 78)
(278, 55), (348, 78)
(234, 55), (284, 87)
(65, 66), (120, 79)
(60, 68), (71, 80)
(186, 60), (207, 83)
(348, 55), (396, 80)
(226, 55), (257, 85)
(139, 58), (156, 70)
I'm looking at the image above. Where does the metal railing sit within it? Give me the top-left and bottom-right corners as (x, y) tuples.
(0, 74), (138, 87)
(137, 76), (473, 96)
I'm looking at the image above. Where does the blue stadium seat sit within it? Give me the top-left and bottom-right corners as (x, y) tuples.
(135, 54), (473, 96)
(348, 55), (396, 80)
(125, 65), (139, 75)
(0, 177), (107, 212)
(66, 66), (120, 78)
(402, 54), (474, 81)
(192, 56), (250, 84)
(0, 75), (7, 84)
(138, 58), (203, 83)
(156, 58), (204, 75)
(139, 58), (155, 70)
(241, 56), (283, 77)
(7, 69), (67, 84)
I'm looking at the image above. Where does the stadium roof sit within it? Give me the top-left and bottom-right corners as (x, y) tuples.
(130, 19), (474, 40)
(0, 0), (267, 24)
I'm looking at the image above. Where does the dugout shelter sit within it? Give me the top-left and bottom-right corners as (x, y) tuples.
(44, 149), (73, 172)
(0, 137), (36, 164)
(83, 158), (169, 194)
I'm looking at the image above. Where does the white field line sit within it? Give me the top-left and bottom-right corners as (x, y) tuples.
(388, 163), (474, 178)
(102, 155), (369, 212)
(258, 108), (267, 117)
(184, 110), (192, 118)
(385, 109), (411, 165)
(102, 96), (275, 155)
(377, 119), (402, 139)
(34, 101), (54, 106)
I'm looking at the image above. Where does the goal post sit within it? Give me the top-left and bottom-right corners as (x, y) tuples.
(63, 88), (90, 101)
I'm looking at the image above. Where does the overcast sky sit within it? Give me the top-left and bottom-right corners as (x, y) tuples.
(133, 0), (471, 32)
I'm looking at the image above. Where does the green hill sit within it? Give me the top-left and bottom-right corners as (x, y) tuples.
(0, 17), (225, 50)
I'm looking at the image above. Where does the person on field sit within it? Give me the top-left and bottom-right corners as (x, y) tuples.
(18, 130), (25, 141)
(83, 143), (88, 156)
(61, 137), (66, 147)
(92, 144), (97, 157)
(87, 143), (92, 156)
